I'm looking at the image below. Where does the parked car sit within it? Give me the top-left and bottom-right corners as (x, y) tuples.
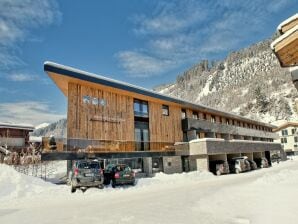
(209, 160), (230, 176)
(69, 160), (104, 193)
(254, 157), (269, 168)
(247, 159), (258, 170)
(104, 164), (136, 188)
(271, 154), (281, 163)
(228, 156), (251, 174)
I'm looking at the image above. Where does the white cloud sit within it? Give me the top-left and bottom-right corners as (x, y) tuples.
(8, 73), (38, 82)
(0, 0), (61, 69)
(0, 101), (65, 126)
(117, 0), (294, 77)
(117, 51), (175, 77)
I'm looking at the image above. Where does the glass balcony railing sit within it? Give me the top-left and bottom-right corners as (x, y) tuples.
(42, 137), (175, 153)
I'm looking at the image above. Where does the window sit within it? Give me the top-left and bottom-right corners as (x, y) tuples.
(203, 113), (207, 120)
(219, 117), (223, 123)
(226, 119), (230, 125)
(295, 137), (298, 143)
(292, 128), (296, 135)
(162, 105), (169, 116)
(193, 112), (198, 119)
(282, 129), (288, 136)
(211, 115), (216, 123)
(134, 99), (148, 117)
(181, 109), (186, 119)
(281, 138), (287, 144)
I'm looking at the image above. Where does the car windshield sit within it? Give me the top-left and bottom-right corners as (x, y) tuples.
(78, 162), (99, 169)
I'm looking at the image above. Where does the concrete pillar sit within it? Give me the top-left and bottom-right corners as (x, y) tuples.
(196, 157), (209, 171)
(143, 157), (153, 177)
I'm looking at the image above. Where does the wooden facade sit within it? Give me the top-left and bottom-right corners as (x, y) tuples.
(45, 62), (276, 153)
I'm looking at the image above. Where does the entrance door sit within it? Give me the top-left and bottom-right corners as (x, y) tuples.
(134, 121), (150, 151)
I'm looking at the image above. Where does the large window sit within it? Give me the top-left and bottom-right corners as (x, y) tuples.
(281, 138), (288, 144)
(181, 109), (186, 119)
(282, 129), (288, 136)
(295, 137), (298, 143)
(292, 128), (296, 135)
(134, 99), (148, 117)
(193, 112), (198, 119)
(211, 115), (216, 123)
(162, 105), (169, 116)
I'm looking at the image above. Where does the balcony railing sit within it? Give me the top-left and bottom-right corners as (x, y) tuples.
(42, 137), (175, 153)
(182, 118), (278, 139)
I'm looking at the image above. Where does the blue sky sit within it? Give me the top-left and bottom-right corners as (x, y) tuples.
(0, 0), (296, 126)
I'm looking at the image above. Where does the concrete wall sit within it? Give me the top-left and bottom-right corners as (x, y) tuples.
(196, 157), (209, 172)
(162, 156), (182, 174)
(143, 157), (153, 177)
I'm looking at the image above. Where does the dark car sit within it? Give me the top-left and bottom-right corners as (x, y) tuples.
(271, 154), (281, 163)
(254, 157), (269, 168)
(228, 156), (251, 174)
(247, 159), (258, 170)
(104, 164), (136, 188)
(209, 160), (230, 176)
(69, 160), (104, 193)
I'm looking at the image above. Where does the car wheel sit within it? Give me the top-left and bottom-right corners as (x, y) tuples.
(81, 188), (87, 193)
(112, 179), (116, 188)
(216, 170), (221, 176)
(235, 168), (240, 174)
(71, 183), (76, 193)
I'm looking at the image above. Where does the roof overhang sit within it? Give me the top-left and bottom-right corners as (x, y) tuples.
(271, 25), (298, 67)
(277, 13), (298, 34)
(0, 122), (34, 131)
(44, 61), (277, 128)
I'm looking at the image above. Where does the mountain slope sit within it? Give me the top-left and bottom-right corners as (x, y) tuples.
(155, 38), (298, 123)
(31, 119), (67, 138)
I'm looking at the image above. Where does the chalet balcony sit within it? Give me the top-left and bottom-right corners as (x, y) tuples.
(175, 138), (282, 156)
(42, 137), (175, 153)
(182, 118), (278, 139)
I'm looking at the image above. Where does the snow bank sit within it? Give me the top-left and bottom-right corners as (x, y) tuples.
(0, 164), (60, 201)
(137, 171), (215, 188)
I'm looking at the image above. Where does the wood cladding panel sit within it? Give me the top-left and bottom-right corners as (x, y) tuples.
(67, 82), (135, 151)
(149, 102), (183, 148)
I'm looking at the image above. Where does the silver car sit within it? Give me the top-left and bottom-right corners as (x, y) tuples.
(70, 160), (104, 193)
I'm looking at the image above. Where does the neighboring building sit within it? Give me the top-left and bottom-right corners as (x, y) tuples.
(43, 61), (282, 175)
(274, 122), (298, 155)
(0, 122), (34, 149)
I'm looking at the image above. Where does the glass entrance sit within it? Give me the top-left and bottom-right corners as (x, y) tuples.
(135, 121), (149, 151)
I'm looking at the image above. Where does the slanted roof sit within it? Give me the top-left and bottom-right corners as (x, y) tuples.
(44, 61), (276, 128)
(0, 122), (34, 131)
(271, 25), (298, 67)
(273, 121), (298, 132)
(278, 13), (298, 34)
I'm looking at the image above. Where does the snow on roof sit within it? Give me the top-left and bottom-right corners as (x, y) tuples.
(44, 61), (277, 128)
(277, 13), (298, 32)
(0, 122), (34, 131)
(271, 24), (298, 50)
(29, 136), (42, 142)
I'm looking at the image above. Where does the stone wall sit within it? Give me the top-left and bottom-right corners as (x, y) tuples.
(162, 156), (182, 174)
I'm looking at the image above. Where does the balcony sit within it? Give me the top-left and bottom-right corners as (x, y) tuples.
(42, 137), (175, 153)
(182, 118), (278, 139)
(175, 138), (282, 156)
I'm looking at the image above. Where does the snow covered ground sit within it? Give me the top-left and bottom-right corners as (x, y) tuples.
(1, 159), (298, 224)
